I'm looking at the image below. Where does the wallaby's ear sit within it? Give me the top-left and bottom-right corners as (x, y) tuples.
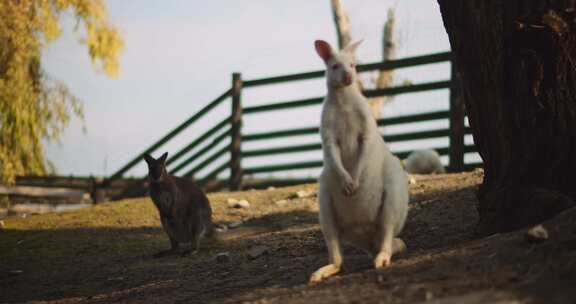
(315, 40), (333, 62)
(159, 152), (168, 164)
(143, 153), (154, 164)
(344, 39), (363, 54)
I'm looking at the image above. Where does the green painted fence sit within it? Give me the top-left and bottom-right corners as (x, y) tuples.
(105, 51), (479, 196)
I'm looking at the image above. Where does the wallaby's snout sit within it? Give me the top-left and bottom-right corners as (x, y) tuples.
(343, 72), (353, 86)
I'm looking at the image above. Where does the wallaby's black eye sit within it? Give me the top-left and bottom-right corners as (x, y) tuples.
(331, 64), (338, 70)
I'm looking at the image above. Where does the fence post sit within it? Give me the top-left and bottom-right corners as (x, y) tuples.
(448, 59), (465, 172)
(229, 73), (243, 190)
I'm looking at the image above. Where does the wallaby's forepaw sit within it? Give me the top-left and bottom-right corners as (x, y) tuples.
(309, 264), (341, 284)
(153, 249), (177, 259)
(342, 176), (359, 196)
(374, 251), (392, 269)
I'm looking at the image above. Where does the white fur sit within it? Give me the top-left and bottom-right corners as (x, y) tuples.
(404, 149), (445, 175)
(310, 40), (409, 283)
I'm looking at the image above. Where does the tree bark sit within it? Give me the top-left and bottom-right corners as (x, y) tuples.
(438, 0), (576, 235)
(330, 0), (352, 50)
(370, 8), (396, 119)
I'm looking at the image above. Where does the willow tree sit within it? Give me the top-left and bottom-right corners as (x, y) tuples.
(0, 0), (123, 183)
(438, 1), (576, 235)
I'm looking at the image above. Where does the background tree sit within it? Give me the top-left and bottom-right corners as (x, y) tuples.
(0, 0), (123, 183)
(329, 0), (396, 119)
(437, 0), (576, 235)
(370, 8), (396, 119)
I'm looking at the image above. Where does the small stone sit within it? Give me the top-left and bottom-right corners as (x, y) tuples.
(8, 270), (23, 276)
(227, 221), (243, 229)
(228, 199), (250, 209)
(214, 225), (228, 233)
(0, 220), (5, 229)
(408, 175), (417, 185)
(425, 291), (434, 301)
(247, 245), (269, 260)
(275, 200), (288, 207)
(294, 190), (315, 199)
(267, 186), (276, 191)
(237, 200), (250, 208)
(215, 252), (231, 263)
(107, 276), (124, 281)
(526, 225), (548, 243)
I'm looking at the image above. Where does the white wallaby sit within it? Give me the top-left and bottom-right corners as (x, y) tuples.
(403, 149), (445, 175)
(310, 40), (409, 283)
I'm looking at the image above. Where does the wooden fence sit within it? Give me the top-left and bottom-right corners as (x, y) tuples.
(105, 51), (479, 197)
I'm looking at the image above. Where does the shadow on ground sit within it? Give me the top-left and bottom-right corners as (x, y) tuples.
(2, 172), (575, 303)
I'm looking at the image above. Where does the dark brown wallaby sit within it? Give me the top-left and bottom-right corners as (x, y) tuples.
(144, 152), (215, 258)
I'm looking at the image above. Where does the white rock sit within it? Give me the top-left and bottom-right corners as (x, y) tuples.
(294, 190), (315, 199)
(215, 252), (231, 263)
(106, 276), (125, 281)
(247, 245), (269, 260)
(526, 225), (548, 243)
(236, 200), (250, 208)
(227, 221), (243, 229)
(0, 220), (4, 229)
(214, 225), (228, 233)
(267, 186), (276, 191)
(227, 199), (250, 209)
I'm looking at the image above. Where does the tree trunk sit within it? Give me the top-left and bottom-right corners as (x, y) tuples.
(330, 0), (352, 50)
(438, 0), (576, 235)
(370, 8), (396, 119)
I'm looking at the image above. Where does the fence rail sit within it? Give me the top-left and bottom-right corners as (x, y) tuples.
(105, 50), (480, 197)
(105, 89), (231, 186)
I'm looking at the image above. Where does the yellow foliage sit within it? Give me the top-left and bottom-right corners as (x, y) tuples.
(0, 0), (124, 183)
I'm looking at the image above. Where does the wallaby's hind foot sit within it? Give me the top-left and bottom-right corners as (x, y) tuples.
(374, 251), (391, 269)
(373, 238), (406, 269)
(309, 264), (341, 284)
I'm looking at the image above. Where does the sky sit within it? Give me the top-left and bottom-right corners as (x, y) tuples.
(43, 0), (470, 179)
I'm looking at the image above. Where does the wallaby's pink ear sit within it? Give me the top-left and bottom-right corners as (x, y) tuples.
(159, 152), (168, 164)
(143, 153), (154, 164)
(315, 40), (333, 62)
(344, 39), (363, 54)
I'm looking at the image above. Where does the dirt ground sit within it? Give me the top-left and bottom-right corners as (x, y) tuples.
(1, 170), (576, 304)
